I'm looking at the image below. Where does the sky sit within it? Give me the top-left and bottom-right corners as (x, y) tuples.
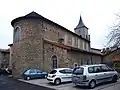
(0, 0), (120, 49)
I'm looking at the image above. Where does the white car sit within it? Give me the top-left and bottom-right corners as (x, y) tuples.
(47, 68), (73, 85)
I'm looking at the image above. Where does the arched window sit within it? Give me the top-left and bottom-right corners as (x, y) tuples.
(13, 27), (21, 42)
(74, 62), (78, 68)
(52, 55), (57, 69)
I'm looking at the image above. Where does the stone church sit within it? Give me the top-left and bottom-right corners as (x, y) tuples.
(8, 11), (102, 77)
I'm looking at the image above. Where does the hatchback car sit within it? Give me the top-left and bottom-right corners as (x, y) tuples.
(47, 68), (73, 85)
(72, 64), (119, 89)
(22, 68), (48, 80)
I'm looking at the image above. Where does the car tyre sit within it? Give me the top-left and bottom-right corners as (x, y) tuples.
(26, 76), (30, 80)
(54, 78), (61, 85)
(89, 80), (96, 89)
(112, 75), (117, 83)
(44, 75), (47, 78)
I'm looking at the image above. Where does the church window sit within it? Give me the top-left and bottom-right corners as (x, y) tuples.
(74, 63), (78, 68)
(52, 55), (57, 69)
(75, 37), (78, 47)
(13, 26), (21, 42)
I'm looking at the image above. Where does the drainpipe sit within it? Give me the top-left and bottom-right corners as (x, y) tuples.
(41, 21), (45, 71)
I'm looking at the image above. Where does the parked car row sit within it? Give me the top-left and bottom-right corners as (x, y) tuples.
(22, 64), (119, 89)
(47, 64), (119, 89)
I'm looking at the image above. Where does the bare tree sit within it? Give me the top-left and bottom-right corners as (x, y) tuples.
(107, 15), (120, 48)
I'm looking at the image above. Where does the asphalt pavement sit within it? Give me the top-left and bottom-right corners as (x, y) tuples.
(0, 75), (55, 90)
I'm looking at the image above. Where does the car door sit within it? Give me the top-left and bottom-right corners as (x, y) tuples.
(59, 69), (68, 82)
(72, 67), (84, 83)
(36, 69), (42, 78)
(65, 69), (73, 81)
(29, 69), (36, 79)
(93, 66), (104, 84)
(106, 65), (116, 81)
(101, 65), (111, 82)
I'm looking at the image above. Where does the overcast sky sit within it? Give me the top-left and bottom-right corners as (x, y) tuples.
(0, 0), (120, 49)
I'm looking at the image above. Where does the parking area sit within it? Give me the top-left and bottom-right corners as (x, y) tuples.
(18, 79), (120, 90)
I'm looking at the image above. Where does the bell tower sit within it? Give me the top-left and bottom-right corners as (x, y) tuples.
(74, 15), (89, 40)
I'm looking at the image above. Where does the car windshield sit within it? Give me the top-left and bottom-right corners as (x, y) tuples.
(73, 67), (84, 75)
(50, 70), (57, 74)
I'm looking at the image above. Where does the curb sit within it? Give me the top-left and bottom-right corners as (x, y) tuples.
(97, 79), (120, 90)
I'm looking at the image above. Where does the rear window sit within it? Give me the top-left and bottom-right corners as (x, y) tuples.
(50, 70), (57, 74)
(73, 67), (84, 75)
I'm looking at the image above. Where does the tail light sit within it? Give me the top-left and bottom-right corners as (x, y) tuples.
(52, 75), (56, 78)
(83, 75), (87, 80)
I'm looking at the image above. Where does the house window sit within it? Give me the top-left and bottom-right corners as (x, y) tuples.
(84, 42), (86, 49)
(58, 38), (64, 44)
(13, 27), (21, 42)
(52, 55), (57, 69)
(75, 37), (78, 47)
(87, 59), (89, 65)
(91, 57), (93, 64)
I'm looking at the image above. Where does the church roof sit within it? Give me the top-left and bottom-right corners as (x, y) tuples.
(11, 11), (90, 42)
(25, 11), (42, 18)
(11, 11), (43, 26)
(44, 38), (102, 56)
(74, 15), (88, 30)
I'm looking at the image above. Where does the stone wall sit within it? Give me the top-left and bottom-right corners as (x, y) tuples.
(11, 19), (43, 77)
(43, 42), (68, 72)
(42, 20), (90, 50)
(91, 54), (102, 64)
(43, 41), (102, 72)
(68, 51), (102, 67)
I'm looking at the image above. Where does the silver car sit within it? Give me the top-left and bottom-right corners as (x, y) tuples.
(72, 64), (119, 88)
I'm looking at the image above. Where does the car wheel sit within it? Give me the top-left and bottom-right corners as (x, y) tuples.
(26, 76), (30, 80)
(89, 80), (96, 89)
(73, 83), (79, 87)
(54, 78), (61, 85)
(112, 75), (117, 83)
(44, 75), (47, 78)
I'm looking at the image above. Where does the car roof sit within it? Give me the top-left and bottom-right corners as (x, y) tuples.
(79, 64), (106, 68)
(26, 68), (41, 70)
(54, 68), (72, 71)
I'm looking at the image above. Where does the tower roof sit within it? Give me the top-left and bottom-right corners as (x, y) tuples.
(74, 15), (88, 30)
